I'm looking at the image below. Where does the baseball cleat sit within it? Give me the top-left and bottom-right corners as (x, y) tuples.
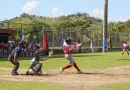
(77, 70), (84, 74)
(60, 68), (64, 73)
(11, 71), (19, 75)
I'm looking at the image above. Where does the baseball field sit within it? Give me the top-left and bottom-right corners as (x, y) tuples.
(1, 52), (130, 90)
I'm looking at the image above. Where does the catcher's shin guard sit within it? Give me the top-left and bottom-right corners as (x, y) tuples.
(13, 62), (20, 72)
(35, 63), (42, 72)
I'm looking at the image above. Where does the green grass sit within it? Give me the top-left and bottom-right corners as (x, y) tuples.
(75, 51), (130, 69)
(1, 52), (130, 90)
(90, 83), (130, 90)
(0, 80), (65, 90)
(0, 51), (130, 70)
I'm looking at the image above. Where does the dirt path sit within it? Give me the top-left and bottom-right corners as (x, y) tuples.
(1, 66), (130, 90)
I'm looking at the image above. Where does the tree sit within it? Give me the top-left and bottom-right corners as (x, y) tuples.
(23, 20), (51, 41)
(113, 22), (126, 32)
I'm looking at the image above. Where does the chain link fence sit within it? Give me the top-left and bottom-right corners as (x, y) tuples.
(40, 29), (130, 52)
(2, 27), (130, 55)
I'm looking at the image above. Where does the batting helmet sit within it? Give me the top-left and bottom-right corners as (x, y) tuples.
(65, 38), (72, 44)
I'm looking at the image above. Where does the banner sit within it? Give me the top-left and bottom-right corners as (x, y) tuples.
(77, 33), (81, 53)
(90, 36), (94, 53)
(102, 38), (108, 52)
(43, 32), (49, 55)
(20, 34), (24, 42)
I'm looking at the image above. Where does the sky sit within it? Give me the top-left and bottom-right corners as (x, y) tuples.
(0, 0), (130, 22)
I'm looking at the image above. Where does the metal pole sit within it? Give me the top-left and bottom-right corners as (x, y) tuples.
(52, 30), (55, 50)
(102, 0), (108, 52)
(70, 28), (71, 39)
(115, 32), (116, 49)
(85, 30), (87, 47)
(98, 31), (99, 47)
(21, 23), (22, 31)
(7, 22), (9, 29)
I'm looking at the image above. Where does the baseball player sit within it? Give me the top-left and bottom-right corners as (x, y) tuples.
(8, 42), (23, 75)
(60, 39), (83, 74)
(122, 42), (129, 55)
(26, 51), (53, 75)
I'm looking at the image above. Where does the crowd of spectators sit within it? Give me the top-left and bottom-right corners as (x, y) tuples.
(0, 40), (41, 58)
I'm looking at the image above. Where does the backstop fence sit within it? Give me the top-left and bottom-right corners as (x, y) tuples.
(40, 29), (130, 51)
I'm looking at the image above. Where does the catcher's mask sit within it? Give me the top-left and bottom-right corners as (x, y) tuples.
(34, 51), (40, 57)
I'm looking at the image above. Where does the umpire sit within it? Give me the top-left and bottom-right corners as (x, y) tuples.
(8, 42), (23, 75)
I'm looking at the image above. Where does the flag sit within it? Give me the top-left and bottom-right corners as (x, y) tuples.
(77, 33), (81, 53)
(109, 37), (112, 49)
(20, 34), (24, 42)
(43, 32), (49, 55)
(90, 36), (94, 53)
(62, 34), (65, 47)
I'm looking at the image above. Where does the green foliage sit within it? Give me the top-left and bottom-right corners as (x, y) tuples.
(2, 12), (130, 41)
(23, 20), (51, 41)
(15, 33), (20, 40)
(1, 12), (100, 41)
(113, 22), (126, 32)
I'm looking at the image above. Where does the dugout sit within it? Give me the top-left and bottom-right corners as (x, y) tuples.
(0, 29), (17, 43)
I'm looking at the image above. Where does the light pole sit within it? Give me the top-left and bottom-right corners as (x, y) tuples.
(103, 0), (108, 52)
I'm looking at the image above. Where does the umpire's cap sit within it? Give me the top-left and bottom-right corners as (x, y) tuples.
(65, 38), (72, 44)
(34, 51), (40, 57)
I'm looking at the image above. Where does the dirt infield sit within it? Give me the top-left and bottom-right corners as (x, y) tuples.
(1, 66), (130, 90)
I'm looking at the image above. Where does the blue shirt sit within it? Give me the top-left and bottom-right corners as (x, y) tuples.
(10, 46), (22, 59)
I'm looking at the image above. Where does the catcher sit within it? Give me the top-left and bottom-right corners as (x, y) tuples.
(26, 51), (53, 75)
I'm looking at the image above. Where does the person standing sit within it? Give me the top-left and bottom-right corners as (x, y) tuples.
(8, 42), (23, 75)
(122, 42), (129, 55)
(60, 39), (83, 74)
(35, 40), (40, 52)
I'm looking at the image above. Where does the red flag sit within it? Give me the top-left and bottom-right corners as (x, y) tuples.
(43, 32), (49, 55)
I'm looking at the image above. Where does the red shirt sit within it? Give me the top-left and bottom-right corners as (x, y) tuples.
(36, 43), (40, 49)
(0, 43), (2, 49)
(3, 44), (8, 50)
(63, 44), (76, 54)
(122, 43), (129, 49)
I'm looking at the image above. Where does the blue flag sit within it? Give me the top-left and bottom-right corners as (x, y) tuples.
(20, 34), (24, 42)
(62, 34), (65, 48)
